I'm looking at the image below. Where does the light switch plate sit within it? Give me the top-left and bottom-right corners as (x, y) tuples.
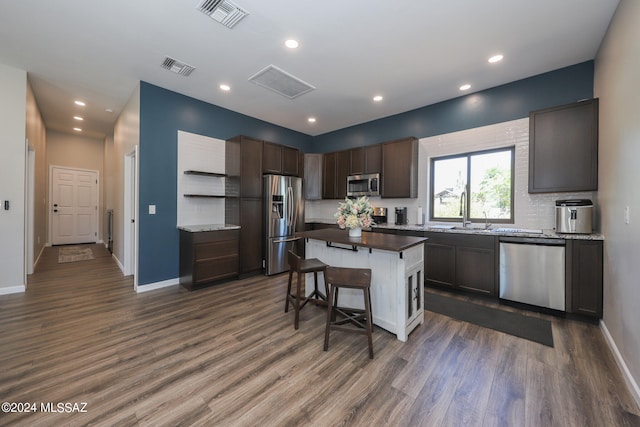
(624, 206), (630, 224)
(149, 205), (156, 215)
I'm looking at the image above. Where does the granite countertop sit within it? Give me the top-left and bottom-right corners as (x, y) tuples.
(177, 224), (240, 232)
(296, 228), (427, 252)
(305, 218), (604, 240)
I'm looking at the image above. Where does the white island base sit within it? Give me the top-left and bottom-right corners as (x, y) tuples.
(305, 238), (424, 342)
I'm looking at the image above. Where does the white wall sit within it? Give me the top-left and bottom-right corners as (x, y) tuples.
(306, 118), (596, 230)
(25, 79), (47, 267)
(103, 133), (115, 246)
(176, 131), (226, 226)
(594, 0), (640, 404)
(0, 64), (27, 293)
(110, 84), (140, 269)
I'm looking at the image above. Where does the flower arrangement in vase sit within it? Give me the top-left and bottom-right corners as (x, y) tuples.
(335, 196), (374, 237)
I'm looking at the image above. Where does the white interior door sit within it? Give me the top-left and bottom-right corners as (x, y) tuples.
(51, 166), (98, 245)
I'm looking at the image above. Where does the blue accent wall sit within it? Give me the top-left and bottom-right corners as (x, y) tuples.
(312, 61), (594, 152)
(138, 82), (312, 286)
(137, 61), (593, 286)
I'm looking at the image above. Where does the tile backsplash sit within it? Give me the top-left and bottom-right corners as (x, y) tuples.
(306, 118), (597, 230)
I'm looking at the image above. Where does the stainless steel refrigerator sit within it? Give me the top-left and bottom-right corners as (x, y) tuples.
(264, 174), (304, 275)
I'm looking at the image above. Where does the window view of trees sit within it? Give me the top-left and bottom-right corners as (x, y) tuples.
(430, 147), (514, 223)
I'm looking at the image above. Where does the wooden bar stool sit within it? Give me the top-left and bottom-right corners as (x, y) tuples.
(323, 266), (374, 359)
(285, 250), (328, 330)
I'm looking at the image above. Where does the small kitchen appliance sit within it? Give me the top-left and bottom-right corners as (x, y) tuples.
(555, 199), (593, 234)
(371, 207), (387, 224)
(347, 173), (380, 197)
(395, 207), (407, 225)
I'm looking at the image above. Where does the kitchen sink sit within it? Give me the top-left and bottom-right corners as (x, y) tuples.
(491, 227), (543, 234)
(451, 226), (491, 231)
(457, 227), (544, 234)
(429, 225), (543, 234)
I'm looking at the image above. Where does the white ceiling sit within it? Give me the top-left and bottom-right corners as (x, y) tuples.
(0, 0), (619, 139)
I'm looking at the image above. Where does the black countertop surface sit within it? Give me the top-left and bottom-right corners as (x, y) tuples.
(296, 228), (427, 252)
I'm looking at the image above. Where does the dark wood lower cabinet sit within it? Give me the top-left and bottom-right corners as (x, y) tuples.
(180, 229), (239, 290)
(317, 227), (603, 319)
(456, 246), (495, 294)
(567, 239), (603, 318)
(424, 232), (497, 296)
(424, 242), (455, 288)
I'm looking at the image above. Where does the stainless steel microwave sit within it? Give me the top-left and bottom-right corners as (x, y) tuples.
(347, 173), (380, 197)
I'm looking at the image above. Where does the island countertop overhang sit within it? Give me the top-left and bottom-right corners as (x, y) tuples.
(296, 228), (427, 252)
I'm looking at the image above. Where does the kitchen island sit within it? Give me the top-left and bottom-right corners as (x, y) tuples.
(296, 228), (427, 341)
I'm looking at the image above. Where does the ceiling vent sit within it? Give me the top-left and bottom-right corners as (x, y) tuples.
(161, 56), (195, 76)
(248, 65), (315, 99)
(197, 0), (248, 29)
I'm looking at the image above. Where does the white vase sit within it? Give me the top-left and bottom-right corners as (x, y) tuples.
(348, 227), (362, 238)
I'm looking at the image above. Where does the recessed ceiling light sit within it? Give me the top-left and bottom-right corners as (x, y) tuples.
(73, 127), (82, 132)
(74, 100), (85, 106)
(373, 95), (383, 102)
(220, 84), (231, 91)
(459, 84), (471, 91)
(488, 54), (504, 63)
(285, 39), (299, 49)
(308, 117), (316, 123)
(73, 116), (83, 121)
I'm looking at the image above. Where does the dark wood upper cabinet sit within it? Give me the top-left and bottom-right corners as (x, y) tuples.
(263, 141), (300, 176)
(336, 150), (350, 199)
(226, 136), (263, 199)
(322, 152), (337, 199)
(381, 137), (418, 198)
(365, 144), (382, 174)
(351, 145), (382, 175)
(322, 150), (349, 199)
(263, 141), (282, 174)
(282, 146), (300, 176)
(350, 147), (365, 175)
(529, 98), (599, 193)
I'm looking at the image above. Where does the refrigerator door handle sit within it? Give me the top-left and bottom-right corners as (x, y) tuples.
(287, 186), (294, 223)
(273, 237), (301, 243)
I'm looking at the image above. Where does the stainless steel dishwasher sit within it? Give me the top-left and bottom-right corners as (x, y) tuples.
(499, 236), (565, 311)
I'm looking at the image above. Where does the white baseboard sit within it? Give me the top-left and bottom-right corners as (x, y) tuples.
(600, 320), (640, 410)
(33, 244), (47, 270)
(112, 253), (125, 274)
(0, 285), (26, 295)
(135, 277), (179, 293)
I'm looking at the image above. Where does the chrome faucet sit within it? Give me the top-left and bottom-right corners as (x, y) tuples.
(459, 190), (469, 228)
(483, 210), (492, 230)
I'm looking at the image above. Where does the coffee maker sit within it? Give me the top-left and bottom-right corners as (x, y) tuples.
(395, 207), (407, 225)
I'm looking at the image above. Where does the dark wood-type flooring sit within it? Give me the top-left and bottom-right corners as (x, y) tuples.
(1, 244), (638, 426)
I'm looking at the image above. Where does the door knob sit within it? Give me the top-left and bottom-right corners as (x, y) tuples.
(54, 203), (58, 207)
(53, 209), (58, 212)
